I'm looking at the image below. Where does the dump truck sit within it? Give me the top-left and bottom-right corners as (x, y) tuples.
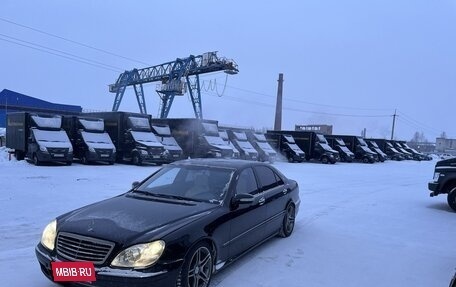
(264, 131), (306, 162)
(62, 116), (116, 164)
(83, 112), (167, 165)
(6, 112), (73, 165)
(152, 118), (234, 158)
(268, 130), (339, 164)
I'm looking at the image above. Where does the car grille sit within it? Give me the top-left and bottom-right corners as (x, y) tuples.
(56, 232), (115, 265)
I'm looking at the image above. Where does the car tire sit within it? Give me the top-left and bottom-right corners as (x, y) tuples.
(66, 161), (72, 166)
(362, 157), (369, 164)
(279, 203), (295, 238)
(321, 156), (329, 164)
(132, 154), (142, 166)
(447, 187), (456, 212)
(33, 154), (41, 166)
(177, 242), (213, 287)
(288, 156), (294, 163)
(81, 155), (88, 165)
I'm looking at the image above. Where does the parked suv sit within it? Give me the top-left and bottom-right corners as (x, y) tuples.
(429, 157), (456, 211)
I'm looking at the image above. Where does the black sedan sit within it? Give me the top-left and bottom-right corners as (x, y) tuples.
(36, 158), (300, 287)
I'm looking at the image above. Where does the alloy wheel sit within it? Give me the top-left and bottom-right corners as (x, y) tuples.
(187, 246), (212, 287)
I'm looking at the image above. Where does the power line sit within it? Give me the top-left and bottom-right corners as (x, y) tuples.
(0, 16), (150, 66)
(0, 32), (123, 72)
(397, 110), (442, 134)
(218, 83), (393, 111)
(0, 36), (120, 73)
(202, 91), (391, 118)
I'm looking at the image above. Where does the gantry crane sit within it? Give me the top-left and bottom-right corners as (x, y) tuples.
(109, 52), (238, 119)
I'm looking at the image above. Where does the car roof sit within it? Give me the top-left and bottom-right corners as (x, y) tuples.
(170, 158), (265, 170)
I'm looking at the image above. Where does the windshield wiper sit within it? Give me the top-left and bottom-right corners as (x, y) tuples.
(152, 193), (203, 202)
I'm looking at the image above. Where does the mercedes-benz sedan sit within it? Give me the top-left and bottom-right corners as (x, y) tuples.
(36, 158), (300, 287)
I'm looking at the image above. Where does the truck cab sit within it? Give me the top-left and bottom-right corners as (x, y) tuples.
(151, 124), (185, 163)
(218, 130), (240, 158)
(7, 113), (73, 165)
(429, 157), (456, 211)
(314, 134), (340, 164)
(264, 132), (306, 163)
(63, 116), (116, 164)
(367, 140), (387, 162)
(246, 132), (277, 163)
(227, 130), (258, 161)
(330, 138), (355, 162)
(393, 141), (414, 160)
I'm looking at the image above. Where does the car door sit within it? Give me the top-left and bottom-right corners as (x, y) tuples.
(227, 167), (267, 258)
(253, 165), (289, 237)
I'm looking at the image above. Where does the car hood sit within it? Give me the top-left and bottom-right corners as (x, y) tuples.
(57, 194), (217, 245)
(436, 157), (456, 167)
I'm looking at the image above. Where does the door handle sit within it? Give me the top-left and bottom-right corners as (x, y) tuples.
(258, 197), (265, 205)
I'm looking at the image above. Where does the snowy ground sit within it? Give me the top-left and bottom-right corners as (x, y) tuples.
(0, 153), (454, 287)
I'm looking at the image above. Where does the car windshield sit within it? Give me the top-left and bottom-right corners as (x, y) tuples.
(283, 135), (295, 143)
(131, 131), (160, 143)
(161, 136), (179, 147)
(32, 129), (69, 143)
(257, 141), (274, 150)
(360, 146), (374, 153)
(369, 141), (379, 148)
(358, 138), (368, 146)
(134, 165), (235, 204)
(287, 143), (303, 153)
(319, 143), (336, 152)
(81, 131), (112, 144)
(339, 146), (353, 154)
(237, 140), (255, 149)
(204, 136), (226, 146)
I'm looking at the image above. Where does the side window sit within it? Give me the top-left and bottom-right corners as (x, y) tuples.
(254, 166), (282, 191)
(235, 168), (259, 195)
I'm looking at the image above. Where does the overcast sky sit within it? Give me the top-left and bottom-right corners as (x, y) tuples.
(1, 0), (455, 140)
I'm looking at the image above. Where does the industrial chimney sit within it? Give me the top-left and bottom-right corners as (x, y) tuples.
(274, 73), (284, 131)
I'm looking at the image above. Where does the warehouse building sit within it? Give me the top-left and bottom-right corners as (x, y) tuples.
(0, 89), (82, 127)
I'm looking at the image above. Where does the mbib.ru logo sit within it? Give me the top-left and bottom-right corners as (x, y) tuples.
(51, 261), (96, 282)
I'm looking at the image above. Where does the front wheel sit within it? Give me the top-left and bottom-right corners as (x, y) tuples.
(362, 157), (369, 164)
(132, 154), (142, 166)
(177, 242), (213, 287)
(279, 203), (296, 238)
(321, 156), (329, 164)
(447, 187), (456, 212)
(33, 154), (41, 166)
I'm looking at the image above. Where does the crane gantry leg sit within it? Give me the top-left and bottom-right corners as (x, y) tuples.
(133, 84), (147, 114)
(159, 94), (176, 118)
(112, 85), (127, 112)
(187, 75), (203, 119)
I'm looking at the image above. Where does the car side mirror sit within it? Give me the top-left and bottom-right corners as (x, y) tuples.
(131, 181), (140, 189)
(231, 193), (254, 209)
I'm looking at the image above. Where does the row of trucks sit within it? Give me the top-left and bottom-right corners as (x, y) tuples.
(5, 112), (280, 166)
(6, 111), (429, 166)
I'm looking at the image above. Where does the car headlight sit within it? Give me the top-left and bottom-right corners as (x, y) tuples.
(111, 240), (165, 269)
(140, 150), (148, 155)
(88, 146), (95, 153)
(68, 146), (73, 153)
(433, 172), (440, 181)
(40, 219), (57, 251)
(112, 146), (116, 153)
(39, 146), (48, 152)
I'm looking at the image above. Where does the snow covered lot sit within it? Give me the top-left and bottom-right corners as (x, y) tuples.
(0, 155), (454, 287)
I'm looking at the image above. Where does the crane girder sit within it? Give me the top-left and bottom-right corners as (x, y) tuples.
(109, 52), (238, 118)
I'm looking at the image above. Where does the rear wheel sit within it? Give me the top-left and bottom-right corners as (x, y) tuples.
(447, 187), (456, 212)
(177, 242), (213, 287)
(279, 203), (295, 237)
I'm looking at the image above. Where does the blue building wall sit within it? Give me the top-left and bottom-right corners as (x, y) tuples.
(0, 89), (82, 127)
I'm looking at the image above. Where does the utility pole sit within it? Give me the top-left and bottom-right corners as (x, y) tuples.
(274, 73), (284, 131)
(391, 109), (397, 140)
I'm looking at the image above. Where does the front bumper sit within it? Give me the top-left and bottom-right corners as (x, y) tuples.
(38, 152), (73, 163)
(428, 181), (441, 197)
(35, 244), (179, 287)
